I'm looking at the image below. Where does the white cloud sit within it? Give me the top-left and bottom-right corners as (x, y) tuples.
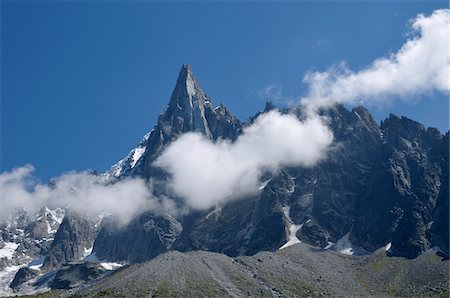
(258, 84), (283, 103)
(154, 110), (333, 209)
(0, 165), (172, 225)
(302, 9), (450, 111)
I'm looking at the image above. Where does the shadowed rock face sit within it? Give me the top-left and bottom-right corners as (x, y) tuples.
(93, 65), (448, 263)
(93, 213), (182, 263)
(428, 133), (449, 254)
(352, 115), (449, 258)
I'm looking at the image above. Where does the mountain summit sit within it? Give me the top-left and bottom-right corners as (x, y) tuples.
(164, 64), (214, 139)
(107, 65), (241, 178)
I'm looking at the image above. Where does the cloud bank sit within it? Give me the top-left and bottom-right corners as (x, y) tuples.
(0, 165), (173, 225)
(155, 110), (333, 209)
(302, 9), (450, 111)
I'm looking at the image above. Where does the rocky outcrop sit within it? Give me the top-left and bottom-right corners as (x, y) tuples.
(51, 262), (108, 290)
(9, 267), (39, 290)
(93, 213), (182, 263)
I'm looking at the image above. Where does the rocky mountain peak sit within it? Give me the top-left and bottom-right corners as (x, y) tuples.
(382, 114), (426, 137)
(380, 114), (443, 152)
(162, 65), (214, 139)
(264, 101), (276, 112)
(172, 64), (201, 99)
(109, 65), (241, 179)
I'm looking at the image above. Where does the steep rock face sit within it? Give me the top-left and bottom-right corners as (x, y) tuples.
(290, 105), (382, 245)
(352, 115), (448, 258)
(42, 213), (98, 270)
(173, 180), (287, 257)
(429, 133), (449, 255)
(93, 213), (182, 264)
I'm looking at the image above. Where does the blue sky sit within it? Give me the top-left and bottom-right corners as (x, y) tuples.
(1, 1), (448, 181)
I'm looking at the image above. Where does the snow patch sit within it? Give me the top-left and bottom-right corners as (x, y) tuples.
(205, 207), (222, 220)
(0, 242), (19, 259)
(83, 247), (93, 258)
(286, 185), (296, 194)
(324, 241), (334, 249)
(46, 207), (64, 225)
(130, 147), (145, 168)
(84, 253), (124, 271)
(258, 179), (271, 190)
(385, 242), (392, 251)
(105, 131), (152, 178)
(279, 206), (304, 250)
(330, 232), (369, 256)
(28, 256), (45, 270)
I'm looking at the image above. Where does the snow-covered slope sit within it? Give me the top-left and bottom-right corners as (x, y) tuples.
(0, 208), (64, 296)
(105, 131), (152, 179)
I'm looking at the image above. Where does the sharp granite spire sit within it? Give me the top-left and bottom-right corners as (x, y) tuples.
(106, 65), (241, 179)
(166, 65), (214, 139)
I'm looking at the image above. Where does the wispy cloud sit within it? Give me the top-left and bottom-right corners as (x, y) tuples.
(0, 166), (175, 225)
(257, 84), (284, 103)
(301, 9), (450, 111)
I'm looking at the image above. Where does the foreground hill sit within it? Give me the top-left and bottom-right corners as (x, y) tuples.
(35, 243), (447, 297)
